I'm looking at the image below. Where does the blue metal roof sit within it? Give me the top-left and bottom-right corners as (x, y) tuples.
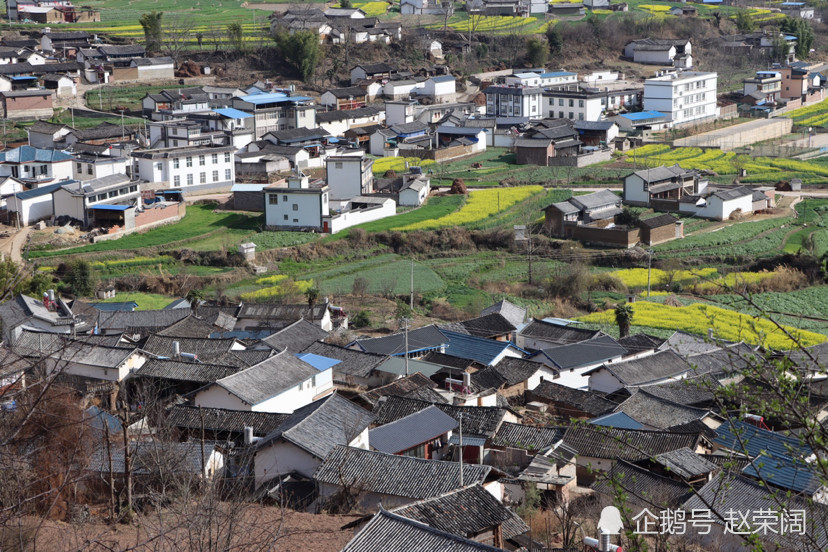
(540, 71), (576, 78)
(89, 204), (130, 211)
(714, 420), (811, 460)
(440, 329), (525, 366)
(14, 182), (64, 200)
(10, 76), (37, 81)
(619, 110), (667, 121)
(589, 411), (644, 430)
(240, 93), (312, 105)
(213, 107), (252, 119)
(742, 456), (822, 494)
(0, 145), (74, 164)
(781, 2), (805, 6)
(296, 352), (341, 371)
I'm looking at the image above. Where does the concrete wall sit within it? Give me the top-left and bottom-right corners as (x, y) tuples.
(92, 202), (185, 242)
(569, 225), (640, 248)
(233, 191), (265, 212)
(673, 117), (792, 150)
(516, 144), (554, 166)
(111, 67), (139, 82)
(641, 222), (681, 245)
(254, 441), (320, 487)
(548, 149), (612, 167)
(409, 144), (477, 162)
(326, 201), (395, 234)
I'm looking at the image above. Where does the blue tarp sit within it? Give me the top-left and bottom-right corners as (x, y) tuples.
(296, 352), (342, 372)
(89, 204), (130, 211)
(213, 107), (253, 119)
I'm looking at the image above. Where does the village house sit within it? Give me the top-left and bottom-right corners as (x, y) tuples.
(0, 145), (74, 183)
(193, 351), (334, 413)
(369, 405), (457, 458)
(623, 38), (692, 68)
(320, 86), (367, 110)
(527, 334), (629, 389)
(542, 189), (622, 237)
(350, 62), (395, 85)
(231, 92), (317, 140)
(516, 319), (601, 351)
(131, 144), (236, 192)
(52, 174), (139, 227)
(252, 393), (373, 487)
(484, 85), (543, 119)
(316, 106), (384, 137)
(643, 70), (719, 126)
(622, 164), (706, 207)
(0, 89), (53, 120)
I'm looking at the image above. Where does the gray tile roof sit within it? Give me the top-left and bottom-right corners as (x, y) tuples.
(711, 185), (754, 202)
(490, 422), (565, 451)
(390, 484), (529, 540)
(214, 352), (319, 405)
(639, 213), (679, 229)
(342, 509), (504, 552)
(616, 333), (665, 355)
(369, 405), (457, 454)
(519, 319), (600, 346)
(485, 357), (543, 387)
(458, 313), (515, 339)
(537, 334), (627, 370)
(633, 375), (716, 406)
(562, 425), (703, 461)
(314, 446), (490, 500)
(358, 372), (439, 408)
(630, 164), (690, 184)
(133, 359), (242, 383)
(351, 324), (447, 356)
(372, 396), (512, 438)
(591, 460), (692, 510)
(657, 330), (723, 357)
(212, 349), (274, 368)
(586, 350), (693, 386)
(257, 393), (374, 459)
(683, 474), (828, 550)
(316, 106), (381, 123)
(142, 335), (240, 362)
(569, 189), (621, 211)
(652, 447), (719, 480)
(300, 341), (388, 379)
(155, 315), (218, 338)
(237, 302), (328, 322)
(529, 381), (617, 417)
(613, 390), (709, 429)
(96, 309), (191, 335)
(165, 405), (290, 436)
(88, 440), (220, 475)
(261, 318), (329, 352)
(324, 86), (367, 98)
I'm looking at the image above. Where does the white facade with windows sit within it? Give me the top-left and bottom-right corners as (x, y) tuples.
(484, 86), (543, 119)
(325, 155), (374, 200)
(264, 175), (329, 230)
(543, 93), (603, 121)
(643, 71), (719, 126)
(131, 145), (236, 190)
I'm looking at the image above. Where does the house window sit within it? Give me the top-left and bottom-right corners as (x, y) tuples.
(212, 170), (219, 182)
(558, 99), (564, 106)
(76, 162), (82, 172)
(284, 214), (288, 220)
(578, 100), (584, 108)
(569, 112), (574, 119)
(292, 204), (298, 211)
(212, 153), (218, 164)
(225, 169), (231, 180)
(312, 375), (316, 387)
(335, 162), (343, 169)
(186, 174), (193, 185)
(130, 185), (137, 193)
(283, 195), (288, 201)
(186, 156), (192, 167)
(225, 152), (231, 163)
(199, 155), (205, 166)
(269, 195), (278, 205)
(579, 113), (584, 120)
(568, 99), (574, 107)
(87, 165), (93, 175)
(174, 158), (179, 169)
(548, 98), (554, 106)
(558, 111), (564, 118)
(200, 172), (206, 184)
(174, 175), (180, 186)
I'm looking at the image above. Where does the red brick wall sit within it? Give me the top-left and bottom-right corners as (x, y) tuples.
(135, 202), (185, 228)
(5, 95), (53, 112)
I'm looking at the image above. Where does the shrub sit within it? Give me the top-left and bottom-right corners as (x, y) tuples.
(351, 310), (371, 328)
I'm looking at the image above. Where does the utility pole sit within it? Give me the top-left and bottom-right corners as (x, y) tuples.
(99, 85), (102, 110)
(646, 248), (654, 298)
(410, 258), (414, 311)
(458, 413), (463, 486)
(401, 317), (410, 377)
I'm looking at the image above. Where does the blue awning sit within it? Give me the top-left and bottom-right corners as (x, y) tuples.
(213, 107), (252, 119)
(161, 190), (182, 194)
(89, 204), (130, 211)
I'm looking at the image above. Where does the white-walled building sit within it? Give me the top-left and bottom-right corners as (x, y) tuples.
(131, 145), (236, 190)
(264, 173), (329, 230)
(420, 75), (456, 101)
(484, 85), (543, 119)
(643, 71), (719, 126)
(72, 153), (129, 181)
(52, 174), (140, 226)
(543, 88), (642, 121)
(325, 155), (374, 200)
(253, 393), (373, 488)
(5, 182), (63, 225)
(0, 145), (74, 184)
(194, 351), (334, 414)
(316, 106), (384, 136)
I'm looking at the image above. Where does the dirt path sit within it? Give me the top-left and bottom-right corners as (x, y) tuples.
(9, 227), (30, 263)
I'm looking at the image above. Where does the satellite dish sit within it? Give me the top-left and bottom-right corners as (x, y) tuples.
(598, 506), (624, 535)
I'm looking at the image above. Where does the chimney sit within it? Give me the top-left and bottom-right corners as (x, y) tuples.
(244, 426), (255, 445)
(462, 371), (471, 389)
(173, 340), (180, 358)
(707, 328), (714, 340)
(48, 289), (55, 303)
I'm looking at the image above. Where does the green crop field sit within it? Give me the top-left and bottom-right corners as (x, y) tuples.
(96, 291), (177, 310)
(654, 216), (795, 258)
(29, 205), (261, 258)
(784, 99), (828, 128)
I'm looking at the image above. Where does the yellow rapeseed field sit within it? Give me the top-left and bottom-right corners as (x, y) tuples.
(577, 301), (826, 349)
(394, 186), (542, 231)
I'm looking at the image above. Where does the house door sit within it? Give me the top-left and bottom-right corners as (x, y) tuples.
(323, 221), (329, 233)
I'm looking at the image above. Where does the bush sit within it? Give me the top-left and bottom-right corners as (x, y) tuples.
(545, 263), (590, 298)
(351, 310), (371, 328)
(589, 273), (628, 293)
(63, 260), (98, 297)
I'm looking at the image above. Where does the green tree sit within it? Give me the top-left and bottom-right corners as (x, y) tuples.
(64, 260), (98, 297)
(546, 25), (562, 57)
(734, 9), (755, 33)
(351, 310), (371, 329)
(614, 302), (633, 338)
(226, 22), (244, 52)
(340, 0), (352, 7)
(305, 287), (320, 311)
(781, 17), (814, 59)
(139, 11), (164, 54)
(186, 288), (204, 315)
(525, 37), (548, 67)
(273, 29), (323, 82)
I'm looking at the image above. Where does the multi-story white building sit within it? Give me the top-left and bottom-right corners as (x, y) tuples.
(325, 155), (374, 200)
(0, 145), (74, 184)
(231, 92), (316, 140)
(131, 145), (236, 191)
(484, 85), (543, 119)
(643, 71), (719, 126)
(264, 173), (329, 230)
(543, 88), (642, 121)
(72, 152), (129, 181)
